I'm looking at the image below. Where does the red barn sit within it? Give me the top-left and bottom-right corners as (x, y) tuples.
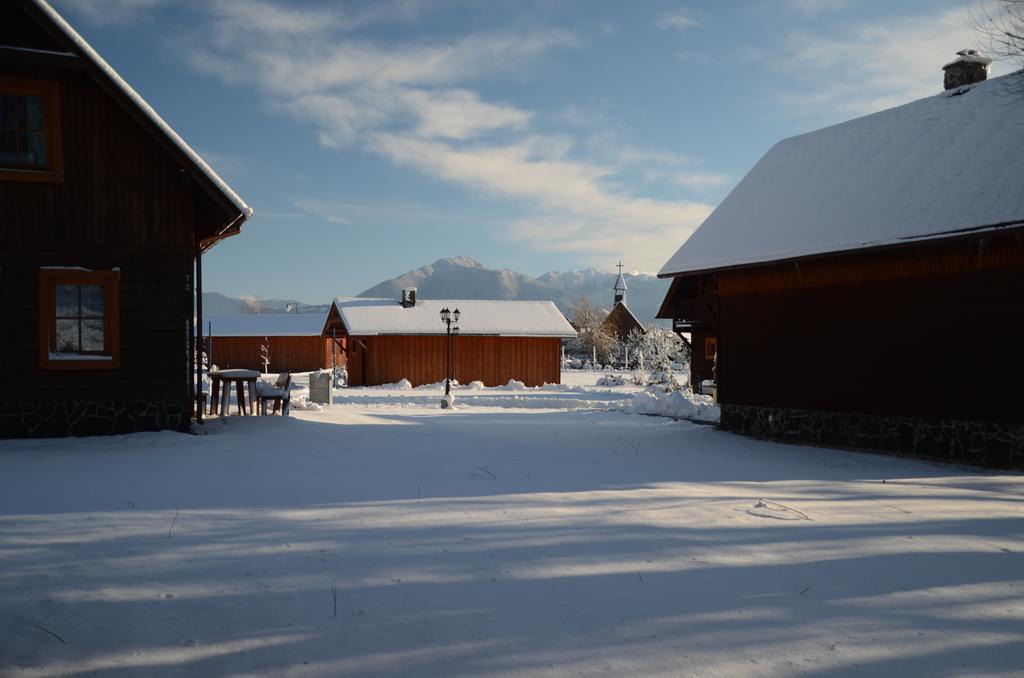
(326, 294), (576, 387)
(207, 314), (334, 373)
(657, 65), (1024, 466)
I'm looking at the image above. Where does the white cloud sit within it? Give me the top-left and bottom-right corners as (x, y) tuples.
(53, 0), (164, 25)
(207, 0), (349, 36)
(671, 172), (730, 192)
(170, 1), (716, 267)
(402, 90), (532, 140)
(657, 12), (700, 30)
(779, 4), (1015, 116)
(368, 134), (712, 270)
(784, 0), (848, 16)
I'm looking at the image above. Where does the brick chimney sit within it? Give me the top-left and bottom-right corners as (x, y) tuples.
(942, 49), (992, 90)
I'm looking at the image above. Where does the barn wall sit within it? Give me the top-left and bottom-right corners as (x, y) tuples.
(717, 264), (1024, 425)
(209, 336), (335, 373)
(717, 229), (1024, 296)
(346, 335), (562, 387)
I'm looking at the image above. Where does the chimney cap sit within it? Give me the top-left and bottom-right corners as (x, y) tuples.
(943, 49), (992, 70)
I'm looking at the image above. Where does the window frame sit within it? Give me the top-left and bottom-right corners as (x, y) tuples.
(38, 269), (120, 370)
(0, 77), (63, 184)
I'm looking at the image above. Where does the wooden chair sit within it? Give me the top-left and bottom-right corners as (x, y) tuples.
(257, 372), (292, 416)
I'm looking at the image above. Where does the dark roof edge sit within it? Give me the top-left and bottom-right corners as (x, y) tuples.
(657, 220), (1024, 279)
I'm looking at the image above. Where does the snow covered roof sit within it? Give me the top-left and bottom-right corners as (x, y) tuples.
(207, 314), (327, 338)
(29, 0), (252, 222)
(332, 298), (577, 338)
(659, 72), (1024, 277)
(614, 272), (628, 291)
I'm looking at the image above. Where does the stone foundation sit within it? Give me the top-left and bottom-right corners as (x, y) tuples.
(0, 399), (189, 439)
(721, 404), (1024, 468)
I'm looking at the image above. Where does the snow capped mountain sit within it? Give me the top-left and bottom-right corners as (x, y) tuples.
(203, 257), (671, 324)
(358, 257), (670, 324)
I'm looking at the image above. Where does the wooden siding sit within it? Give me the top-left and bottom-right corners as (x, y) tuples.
(0, 11), (231, 408)
(346, 335), (562, 387)
(717, 229), (1024, 297)
(0, 249), (191, 401)
(0, 63), (198, 249)
(210, 336), (336, 373)
(717, 265), (1024, 424)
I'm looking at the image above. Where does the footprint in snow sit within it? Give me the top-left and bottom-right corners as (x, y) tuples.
(746, 499), (812, 521)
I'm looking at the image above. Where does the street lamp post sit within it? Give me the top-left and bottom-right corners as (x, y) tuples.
(440, 306), (460, 408)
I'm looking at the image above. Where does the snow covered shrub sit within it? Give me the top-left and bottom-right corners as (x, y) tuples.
(628, 387), (719, 423)
(289, 395), (324, 412)
(503, 379), (527, 390)
(465, 380), (485, 390)
(380, 378), (413, 390)
(597, 373), (626, 386)
(627, 327), (691, 390)
(332, 365), (348, 388)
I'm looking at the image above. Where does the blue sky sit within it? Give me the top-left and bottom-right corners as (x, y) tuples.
(53, 0), (1014, 301)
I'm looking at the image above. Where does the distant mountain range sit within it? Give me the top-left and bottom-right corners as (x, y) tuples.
(203, 256), (670, 325)
(200, 292), (329, 317)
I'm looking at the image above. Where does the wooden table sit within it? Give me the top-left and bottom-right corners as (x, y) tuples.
(209, 369), (261, 416)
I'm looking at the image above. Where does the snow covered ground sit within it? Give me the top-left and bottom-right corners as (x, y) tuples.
(1, 373), (1022, 676)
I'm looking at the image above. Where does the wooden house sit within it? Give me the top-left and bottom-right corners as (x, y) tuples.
(207, 314), (335, 373)
(0, 1), (251, 437)
(325, 293), (576, 387)
(657, 65), (1024, 465)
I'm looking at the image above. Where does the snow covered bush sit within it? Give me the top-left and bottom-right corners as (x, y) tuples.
(597, 373), (626, 386)
(380, 378), (413, 390)
(627, 327), (691, 389)
(289, 395), (324, 412)
(465, 380), (485, 390)
(628, 387), (719, 423)
(333, 365), (348, 388)
(502, 379), (527, 390)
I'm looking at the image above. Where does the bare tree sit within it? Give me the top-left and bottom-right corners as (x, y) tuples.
(971, 1), (1024, 90)
(568, 297), (615, 366)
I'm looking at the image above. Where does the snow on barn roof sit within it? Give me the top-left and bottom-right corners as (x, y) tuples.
(332, 298), (577, 338)
(659, 72), (1024, 277)
(29, 0), (252, 222)
(207, 314), (327, 338)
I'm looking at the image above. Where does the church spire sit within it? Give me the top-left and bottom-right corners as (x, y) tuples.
(613, 261), (627, 305)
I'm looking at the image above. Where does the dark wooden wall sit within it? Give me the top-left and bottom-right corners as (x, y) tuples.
(661, 230), (1024, 406)
(0, 12), (224, 407)
(210, 336), (336, 373)
(346, 335), (563, 387)
(716, 262), (1024, 424)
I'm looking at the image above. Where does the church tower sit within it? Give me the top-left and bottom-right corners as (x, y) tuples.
(613, 261), (627, 305)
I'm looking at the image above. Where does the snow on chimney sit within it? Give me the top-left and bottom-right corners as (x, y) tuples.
(942, 49), (991, 91)
(400, 287), (417, 308)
